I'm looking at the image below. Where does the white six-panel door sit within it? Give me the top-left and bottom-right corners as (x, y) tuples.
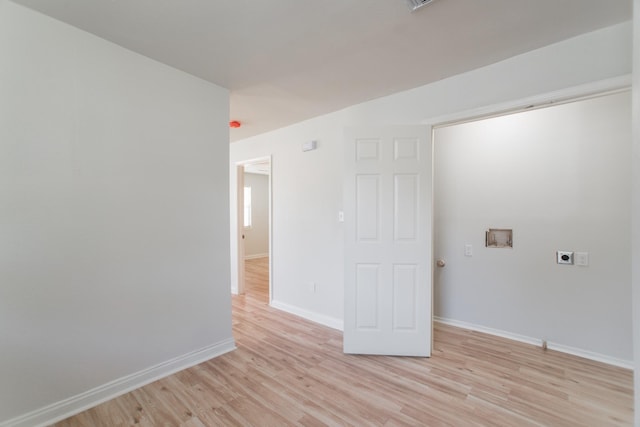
(343, 126), (432, 356)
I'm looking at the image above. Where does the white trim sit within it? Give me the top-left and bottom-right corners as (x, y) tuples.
(427, 75), (634, 372)
(267, 157), (273, 304)
(271, 300), (343, 331)
(234, 155), (273, 303)
(244, 253), (268, 260)
(547, 342), (634, 370)
(1, 339), (236, 427)
(434, 317), (634, 370)
(236, 164), (246, 295)
(423, 75), (631, 128)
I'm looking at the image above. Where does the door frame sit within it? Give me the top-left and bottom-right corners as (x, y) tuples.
(422, 77), (630, 131)
(424, 76), (630, 344)
(235, 156), (273, 301)
(235, 164), (246, 295)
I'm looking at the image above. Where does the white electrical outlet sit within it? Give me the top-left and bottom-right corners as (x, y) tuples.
(575, 252), (589, 266)
(464, 244), (473, 257)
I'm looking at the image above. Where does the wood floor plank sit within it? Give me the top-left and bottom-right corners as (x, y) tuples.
(54, 257), (634, 426)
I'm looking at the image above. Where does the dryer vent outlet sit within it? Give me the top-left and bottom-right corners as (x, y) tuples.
(557, 251), (574, 265)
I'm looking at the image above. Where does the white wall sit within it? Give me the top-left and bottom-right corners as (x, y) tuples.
(631, 0), (639, 422)
(230, 22), (633, 348)
(243, 173), (269, 258)
(0, 2), (233, 425)
(433, 92), (632, 363)
(231, 124), (345, 324)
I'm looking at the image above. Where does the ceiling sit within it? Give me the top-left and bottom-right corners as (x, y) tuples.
(11, 0), (632, 142)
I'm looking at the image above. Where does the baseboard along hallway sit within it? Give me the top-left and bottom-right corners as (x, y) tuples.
(55, 257), (633, 426)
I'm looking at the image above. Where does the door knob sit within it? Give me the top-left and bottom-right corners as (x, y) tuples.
(436, 259), (446, 267)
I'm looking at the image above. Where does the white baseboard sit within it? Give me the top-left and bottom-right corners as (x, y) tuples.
(1, 338), (236, 427)
(244, 253), (268, 260)
(270, 300), (343, 331)
(545, 342), (634, 370)
(434, 316), (634, 370)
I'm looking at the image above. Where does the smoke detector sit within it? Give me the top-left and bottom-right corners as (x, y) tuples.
(406, 0), (436, 12)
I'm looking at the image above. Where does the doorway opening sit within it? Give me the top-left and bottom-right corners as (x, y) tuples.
(236, 157), (272, 305)
(430, 88), (631, 365)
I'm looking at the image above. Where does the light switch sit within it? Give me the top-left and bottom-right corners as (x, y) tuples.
(338, 211), (344, 222)
(464, 244), (473, 257)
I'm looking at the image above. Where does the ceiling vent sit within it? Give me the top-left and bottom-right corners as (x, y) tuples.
(406, 0), (436, 12)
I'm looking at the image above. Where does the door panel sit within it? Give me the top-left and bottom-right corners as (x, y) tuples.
(344, 126), (432, 356)
(393, 264), (418, 330)
(394, 174), (419, 240)
(356, 175), (380, 240)
(356, 264), (380, 329)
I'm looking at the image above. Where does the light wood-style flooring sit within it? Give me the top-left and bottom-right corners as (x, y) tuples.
(55, 257), (633, 426)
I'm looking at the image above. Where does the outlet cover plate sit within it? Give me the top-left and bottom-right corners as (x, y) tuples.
(575, 252), (589, 266)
